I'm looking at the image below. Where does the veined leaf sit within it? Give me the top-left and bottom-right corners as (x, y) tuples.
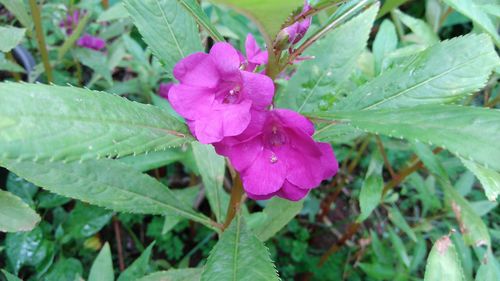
(336, 34), (500, 110)
(461, 159), (500, 202)
(88, 243), (114, 281)
(118, 150), (183, 172)
(357, 156), (384, 222)
(192, 142), (228, 223)
(373, 19), (398, 74)
(124, 0), (202, 72)
(176, 0), (224, 42)
(0, 0), (32, 30)
(253, 197), (304, 241)
(278, 4), (379, 112)
(211, 0), (303, 41)
(0, 83), (191, 162)
(0, 189), (40, 232)
(201, 214), (279, 281)
(118, 243), (155, 281)
(312, 105), (500, 172)
(138, 268), (202, 281)
(442, 0), (500, 47)
(424, 235), (465, 281)
(0, 26), (26, 52)
(394, 9), (439, 45)
(0, 158), (216, 231)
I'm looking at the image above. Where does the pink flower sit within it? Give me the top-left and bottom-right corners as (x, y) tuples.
(158, 83), (173, 99)
(276, 1), (312, 47)
(168, 42), (274, 144)
(77, 34), (106, 51)
(242, 34), (268, 72)
(60, 10), (80, 35)
(215, 109), (338, 201)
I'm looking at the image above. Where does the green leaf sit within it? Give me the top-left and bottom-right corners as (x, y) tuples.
(1, 270), (22, 281)
(388, 227), (410, 267)
(252, 198), (304, 241)
(475, 249), (500, 281)
(442, 180), (491, 247)
(75, 48), (113, 85)
(0, 83), (191, 162)
(118, 150), (182, 172)
(62, 202), (113, 240)
(6, 172), (38, 207)
(0, 189), (40, 232)
(176, 0), (225, 42)
(97, 2), (129, 22)
(442, 0), (500, 47)
(0, 26), (26, 52)
(138, 268), (202, 281)
(0, 0), (32, 30)
(162, 186), (201, 234)
(0, 158), (215, 231)
(211, 0), (303, 40)
(58, 14), (90, 60)
(277, 3), (379, 112)
(461, 159), (500, 202)
(373, 19), (398, 74)
(44, 258), (83, 281)
(394, 9), (439, 45)
(424, 235), (465, 281)
(89, 243), (114, 281)
(124, 0), (202, 71)
(388, 206), (417, 242)
(378, 0), (409, 17)
(0, 55), (25, 73)
(312, 105), (500, 172)
(201, 214), (279, 281)
(118, 242), (155, 281)
(357, 156), (384, 222)
(192, 142), (228, 222)
(336, 34), (500, 110)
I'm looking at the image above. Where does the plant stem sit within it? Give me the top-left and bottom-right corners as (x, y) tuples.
(375, 136), (396, 178)
(222, 174), (245, 230)
(318, 222), (361, 267)
(113, 216), (126, 271)
(29, 0), (53, 83)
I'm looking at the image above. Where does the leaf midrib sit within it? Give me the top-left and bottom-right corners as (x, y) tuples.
(155, 0), (185, 58)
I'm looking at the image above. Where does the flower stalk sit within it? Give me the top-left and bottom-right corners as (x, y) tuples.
(29, 0), (53, 83)
(222, 174), (245, 230)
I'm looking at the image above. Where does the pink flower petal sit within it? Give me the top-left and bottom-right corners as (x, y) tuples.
(274, 109), (315, 136)
(209, 42), (241, 78)
(240, 71), (274, 109)
(241, 149), (287, 195)
(168, 85), (214, 120)
(277, 181), (309, 201)
(173, 53), (220, 88)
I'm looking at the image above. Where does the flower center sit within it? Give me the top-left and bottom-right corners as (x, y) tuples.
(267, 126), (288, 147)
(222, 85), (241, 104)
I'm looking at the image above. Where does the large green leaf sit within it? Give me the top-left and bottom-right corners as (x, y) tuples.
(277, 4), (379, 112)
(442, 0), (500, 47)
(336, 34), (500, 110)
(176, 0), (224, 42)
(0, 189), (40, 232)
(252, 198), (304, 241)
(124, 0), (202, 71)
(201, 214), (279, 281)
(118, 150), (183, 172)
(357, 156), (384, 222)
(192, 142), (228, 222)
(138, 268), (202, 281)
(0, 158), (215, 230)
(0, 83), (191, 162)
(211, 0), (303, 40)
(312, 105), (500, 172)
(89, 243), (114, 281)
(0, 26), (26, 52)
(461, 159), (500, 202)
(424, 235), (465, 281)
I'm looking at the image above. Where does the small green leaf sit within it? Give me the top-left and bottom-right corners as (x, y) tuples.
(461, 159), (500, 202)
(118, 242), (155, 281)
(336, 34), (500, 110)
(388, 227), (410, 267)
(475, 249), (500, 281)
(97, 2), (129, 22)
(176, 0), (225, 42)
(44, 258), (83, 281)
(211, 0), (303, 40)
(74, 48), (113, 85)
(388, 207), (417, 242)
(1, 270), (22, 281)
(253, 198), (304, 241)
(0, 0), (32, 30)
(192, 142), (228, 222)
(378, 0), (409, 17)
(394, 9), (439, 45)
(278, 3), (379, 112)
(0, 158), (215, 231)
(201, 214), (280, 281)
(0, 189), (40, 232)
(373, 19), (398, 74)
(62, 202), (113, 240)
(442, 0), (500, 47)
(357, 156), (384, 222)
(125, 0), (202, 72)
(138, 268), (202, 281)
(89, 243), (114, 281)
(0, 26), (26, 52)
(0, 82), (191, 162)
(424, 235), (465, 281)
(312, 105), (500, 173)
